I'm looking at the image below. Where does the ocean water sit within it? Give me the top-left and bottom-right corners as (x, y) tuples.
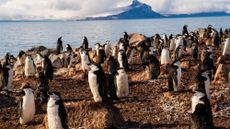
(0, 16), (229, 58)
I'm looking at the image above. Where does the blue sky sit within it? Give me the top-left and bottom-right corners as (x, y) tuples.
(0, 0), (229, 20)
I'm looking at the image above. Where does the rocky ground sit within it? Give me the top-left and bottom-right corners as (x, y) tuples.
(0, 48), (230, 129)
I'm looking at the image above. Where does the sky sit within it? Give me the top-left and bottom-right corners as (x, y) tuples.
(0, 0), (230, 20)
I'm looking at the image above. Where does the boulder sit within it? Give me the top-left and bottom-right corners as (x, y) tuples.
(42, 101), (124, 129)
(26, 46), (47, 54)
(129, 33), (146, 46)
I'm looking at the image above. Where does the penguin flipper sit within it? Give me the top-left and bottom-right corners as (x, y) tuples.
(57, 101), (69, 129)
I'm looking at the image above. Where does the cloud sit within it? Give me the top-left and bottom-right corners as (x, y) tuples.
(0, 0), (229, 20)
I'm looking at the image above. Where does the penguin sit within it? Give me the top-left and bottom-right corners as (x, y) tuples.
(103, 40), (111, 58)
(123, 32), (129, 51)
(65, 44), (73, 52)
(88, 64), (108, 103)
(182, 25), (189, 35)
(35, 72), (49, 103)
(67, 51), (75, 69)
(167, 60), (181, 91)
(201, 51), (216, 80)
(175, 35), (184, 51)
(191, 42), (199, 61)
(107, 56), (119, 100)
(35, 53), (44, 70)
(196, 70), (211, 99)
(213, 32), (220, 48)
(18, 85), (35, 125)
(0, 64), (5, 90)
(56, 37), (63, 55)
(80, 48), (90, 72)
(95, 43), (106, 65)
(160, 46), (171, 65)
(24, 55), (36, 77)
(2, 60), (13, 90)
(47, 92), (68, 129)
(117, 49), (129, 70)
(115, 67), (129, 98)
(144, 55), (160, 80)
(17, 50), (26, 65)
(191, 70), (213, 129)
(191, 91), (214, 129)
(82, 36), (89, 50)
(175, 45), (183, 60)
(112, 46), (118, 59)
(222, 38), (230, 56)
(42, 56), (53, 80)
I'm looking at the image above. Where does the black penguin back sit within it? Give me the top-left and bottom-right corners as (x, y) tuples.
(43, 56), (53, 80)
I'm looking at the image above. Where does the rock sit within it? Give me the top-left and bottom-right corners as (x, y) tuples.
(129, 33), (146, 46)
(42, 101), (124, 129)
(180, 61), (190, 69)
(54, 68), (69, 76)
(49, 54), (65, 68)
(26, 46), (47, 54)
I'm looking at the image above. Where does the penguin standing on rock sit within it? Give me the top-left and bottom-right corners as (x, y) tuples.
(25, 55), (36, 77)
(160, 46), (171, 65)
(115, 67), (129, 98)
(201, 51), (216, 80)
(167, 60), (181, 91)
(88, 64), (108, 103)
(18, 84), (35, 125)
(118, 49), (129, 70)
(47, 92), (68, 129)
(191, 70), (213, 129)
(82, 36), (89, 50)
(66, 44), (73, 52)
(196, 70), (211, 99)
(182, 25), (189, 35)
(42, 56), (53, 80)
(56, 37), (63, 55)
(95, 43), (106, 65)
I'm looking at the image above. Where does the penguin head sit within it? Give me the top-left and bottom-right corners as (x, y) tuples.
(95, 43), (101, 50)
(197, 69), (210, 81)
(48, 92), (61, 102)
(172, 59), (180, 67)
(21, 83), (33, 95)
(89, 63), (99, 72)
(191, 91), (205, 113)
(18, 51), (26, 58)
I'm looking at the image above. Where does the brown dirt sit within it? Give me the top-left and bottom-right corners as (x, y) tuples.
(0, 48), (230, 129)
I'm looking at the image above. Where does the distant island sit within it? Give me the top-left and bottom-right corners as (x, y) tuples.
(82, 0), (230, 20)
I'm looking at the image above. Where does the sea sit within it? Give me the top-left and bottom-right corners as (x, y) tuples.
(0, 16), (229, 58)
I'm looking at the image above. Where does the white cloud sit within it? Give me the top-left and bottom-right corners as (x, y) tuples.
(0, 0), (229, 20)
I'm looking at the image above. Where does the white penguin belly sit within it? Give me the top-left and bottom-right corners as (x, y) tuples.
(81, 56), (90, 71)
(161, 49), (171, 65)
(20, 94), (35, 124)
(88, 72), (102, 102)
(47, 105), (63, 129)
(204, 79), (210, 98)
(118, 54), (123, 68)
(25, 62), (36, 77)
(116, 73), (129, 98)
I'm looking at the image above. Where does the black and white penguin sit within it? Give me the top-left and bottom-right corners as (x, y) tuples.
(17, 50), (26, 66)
(112, 46), (119, 59)
(144, 55), (160, 80)
(117, 49), (129, 70)
(201, 51), (216, 80)
(191, 70), (213, 129)
(82, 36), (89, 50)
(56, 37), (63, 55)
(24, 55), (36, 77)
(18, 85), (35, 125)
(0, 64), (5, 90)
(47, 92), (68, 129)
(2, 59), (13, 90)
(160, 46), (171, 65)
(196, 70), (211, 99)
(167, 60), (181, 91)
(80, 48), (90, 72)
(88, 64), (108, 103)
(107, 56), (119, 100)
(175, 45), (183, 60)
(123, 32), (129, 50)
(175, 35), (184, 51)
(42, 56), (53, 80)
(182, 25), (189, 36)
(222, 38), (230, 56)
(67, 51), (75, 69)
(115, 67), (129, 98)
(191, 42), (199, 61)
(35, 72), (49, 103)
(66, 44), (73, 52)
(94, 43), (106, 65)
(103, 40), (111, 57)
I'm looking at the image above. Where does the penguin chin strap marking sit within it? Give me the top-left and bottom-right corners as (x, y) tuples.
(191, 92), (205, 113)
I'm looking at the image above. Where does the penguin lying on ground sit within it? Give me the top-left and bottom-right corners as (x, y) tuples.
(18, 84), (35, 125)
(25, 55), (36, 77)
(115, 67), (129, 98)
(167, 60), (181, 91)
(191, 69), (213, 129)
(47, 92), (68, 129)
(88, 63), (108, 103)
